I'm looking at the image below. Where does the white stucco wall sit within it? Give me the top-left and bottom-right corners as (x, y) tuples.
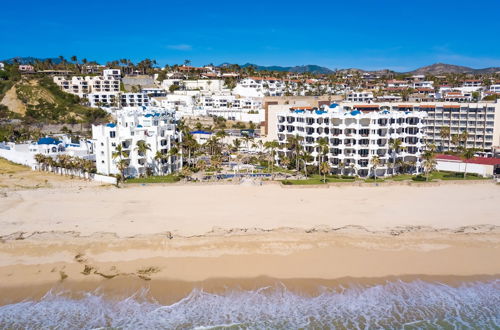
(436, 159), (493, 177)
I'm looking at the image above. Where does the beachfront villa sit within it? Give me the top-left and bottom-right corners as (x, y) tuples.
(0, 136), (94, 167)
(275, 104), (427, 177)
(92, 109), (182, 178)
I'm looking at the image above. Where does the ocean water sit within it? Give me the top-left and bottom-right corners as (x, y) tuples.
(0, 280), (499, 329)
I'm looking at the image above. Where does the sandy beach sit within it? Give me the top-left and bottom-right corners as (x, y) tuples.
(0, 181), (499, 305)
(1, 182), (499, 237)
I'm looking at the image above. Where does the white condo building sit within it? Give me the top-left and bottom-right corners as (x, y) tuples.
(92, 110), (181, 178)
(419, 102), (500, 152)
(233, 77), (287, 97)
(54, 75), (120, 98)
(199, 94), (263, 121)
(275, 104), (427, 177)
(346, 92), (374, 102)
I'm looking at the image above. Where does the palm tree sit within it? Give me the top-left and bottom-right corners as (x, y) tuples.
(135, 140), (151, 156)
(280, 156), (291, 169)
(243, 135), (254, 151)
(196, 159), (207, 172)
(439, 127), (450, 152)
(451, 134), (460, 152)
(286, 135), (304, 171)
(316, 137), (329, 174)
(83, 159), (94, 180)
(210, 155), (222, 171)
(233, 138), (241, 152)
(168, 145), (180, 173)
(34, 153), (46, 171)
(337, 161), (345, 176)
(181, 134), (198, 166)
(299, 151), (313, 177)
(319, 161), (330, 183)
(264, 140), (280, 179)
(389, 138), (402, 175)
(459, 131), (469, 151)
(370, 155), (381, 181)
(460, 148), (476, 178)
(422, 146), (436, 181)
(154, 151), (166, 175)
(112, 144), (128, 182)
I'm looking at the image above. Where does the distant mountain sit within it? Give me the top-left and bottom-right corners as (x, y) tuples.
(1, 57), (64, 65)
(220, 63), (334, 74)
(408, 63), (500, 75)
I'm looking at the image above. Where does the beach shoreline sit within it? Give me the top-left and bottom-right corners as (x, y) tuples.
(1, 182), (499, 305)
(1, 227), (499, 305)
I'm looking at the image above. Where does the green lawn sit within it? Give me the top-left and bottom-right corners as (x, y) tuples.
(389, 174), (415, 181)
(363, 178), (386, 183)
(282, 175), (355, 185)
(282, 171), (490, 185)
(430, 171), (489, 181)
(125, 175), (181, 184)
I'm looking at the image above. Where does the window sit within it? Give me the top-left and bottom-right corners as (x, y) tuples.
(110, 131), (116, 138)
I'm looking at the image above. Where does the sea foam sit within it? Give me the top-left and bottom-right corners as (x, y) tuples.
(0, 279), (499, 329)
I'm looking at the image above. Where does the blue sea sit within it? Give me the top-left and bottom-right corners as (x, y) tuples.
(0, 279), (499, 329)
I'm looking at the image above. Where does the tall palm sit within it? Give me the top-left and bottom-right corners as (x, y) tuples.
(460, 148), (476, 178)
(168, 145), (180, 173)
(320, 161), (330, 183)
(422, 147), (436, 181)
(243, 135), (253, 150)
(439, 127), (450, 152)
(316, 137), (329, 174)
(154, 151), (166, 175)
(337, 161), (345, 176)
(264, 140), (280, 179)
(451, 134), (460, 152)
(459, 131), (469, 151)
(34, 153), (46, 171)
(112, 144), (128, 181)
(389, 138), (402, 175)
(299, 151), (314, 177)
(370, 155), (381, 181)
(135, 140), (151, 157)
(286, 135), (304, 171)
(233, 138), (241, 152)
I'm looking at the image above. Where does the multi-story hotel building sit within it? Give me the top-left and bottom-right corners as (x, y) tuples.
(332, 102), (499, 153)
(419, 102), (500, 152)
(275, 104), (427, 177)
(92, 109), (181, 178)
(54, 75), (120, 98)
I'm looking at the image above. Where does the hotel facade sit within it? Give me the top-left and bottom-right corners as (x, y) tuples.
(275, 104), (427, 177)
(92, 110), (182, 178)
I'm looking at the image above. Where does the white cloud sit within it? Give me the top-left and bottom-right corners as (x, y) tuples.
(166, 44), (192, 51)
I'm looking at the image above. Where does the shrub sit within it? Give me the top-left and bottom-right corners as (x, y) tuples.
(412, 175), (426, 182)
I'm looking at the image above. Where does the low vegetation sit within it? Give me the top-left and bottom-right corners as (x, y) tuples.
(125, 174), (181, 184)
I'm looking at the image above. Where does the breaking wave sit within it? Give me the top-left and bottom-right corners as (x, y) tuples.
(0, 280), (499, 329)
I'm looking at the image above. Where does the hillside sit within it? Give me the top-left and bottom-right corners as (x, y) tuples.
(0, 76), (108, 124)
(409, 63), (500, 75)
(221, 63), (334, 74)
(1, 57), (64, 65)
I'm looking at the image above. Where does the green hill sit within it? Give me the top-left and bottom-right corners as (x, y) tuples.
(0, 69), (108, 124)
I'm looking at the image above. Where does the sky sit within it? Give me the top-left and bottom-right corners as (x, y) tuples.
(1, 0), (499, 71)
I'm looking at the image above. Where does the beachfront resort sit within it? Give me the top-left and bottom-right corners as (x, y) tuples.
(1, 59), (500, 184)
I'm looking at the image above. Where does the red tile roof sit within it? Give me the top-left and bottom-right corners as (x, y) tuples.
(436, 154), (500, 165)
